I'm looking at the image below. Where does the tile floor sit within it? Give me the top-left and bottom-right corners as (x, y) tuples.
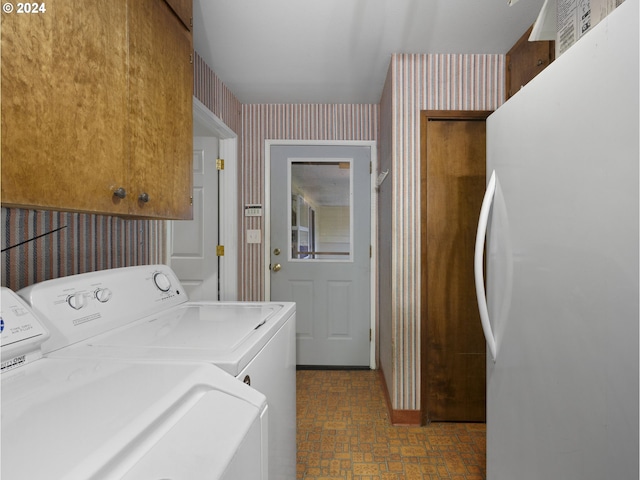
(296, 369), (486, 480)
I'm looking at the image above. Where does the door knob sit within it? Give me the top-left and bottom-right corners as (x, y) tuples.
(272, 263), (282, 272)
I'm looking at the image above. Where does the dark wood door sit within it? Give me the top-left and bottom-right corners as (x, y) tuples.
(420, 111), (489, 423)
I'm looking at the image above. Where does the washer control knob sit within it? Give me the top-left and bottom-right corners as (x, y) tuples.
(153, 272), (172, 292)
(95, 288), (112, 303)
(67, 293), (87, 310)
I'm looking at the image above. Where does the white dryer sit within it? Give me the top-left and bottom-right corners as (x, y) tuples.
(1, 287), (268, 480)
(19, 264), (297, 480)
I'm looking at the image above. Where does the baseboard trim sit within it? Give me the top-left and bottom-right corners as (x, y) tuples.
(377, 367), (422, 426)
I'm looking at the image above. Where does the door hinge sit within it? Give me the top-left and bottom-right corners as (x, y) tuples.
(370, 161), (372, 174)
(216, 245), (225, 256)
(216, 158), (225, 170)
(370, 245), (372, 258)
(189, 53), (193, 64)
(190, 196), (193, 206)
(369, 329), (372, 341)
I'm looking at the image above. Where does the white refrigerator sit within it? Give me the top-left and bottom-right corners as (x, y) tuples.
(475, 0), (639, 478)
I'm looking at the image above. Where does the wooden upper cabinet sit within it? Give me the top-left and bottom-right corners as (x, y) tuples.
(506, 24), (555, 100)
(1, 0), (193, 219)
(1, 2), (130, 216)
(164, 0), (193, 31)
(129, 0), (193, 219)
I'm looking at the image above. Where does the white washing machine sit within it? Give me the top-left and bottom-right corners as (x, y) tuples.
(1, 287), (268, 480)
(19, 264), (297, 480)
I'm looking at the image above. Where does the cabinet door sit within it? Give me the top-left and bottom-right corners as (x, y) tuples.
(129, 0), (193, 219)
(164, 0), (192, 31)
(506, 24), (555, 100)
(1, 1), (130, 215)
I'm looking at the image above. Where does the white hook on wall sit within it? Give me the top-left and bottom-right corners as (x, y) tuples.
(376, 169), (389, 188)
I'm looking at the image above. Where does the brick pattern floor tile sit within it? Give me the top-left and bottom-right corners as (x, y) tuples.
(297, 369), (486, 480)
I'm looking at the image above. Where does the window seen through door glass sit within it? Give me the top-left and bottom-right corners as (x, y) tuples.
(290, 161), (352, 261)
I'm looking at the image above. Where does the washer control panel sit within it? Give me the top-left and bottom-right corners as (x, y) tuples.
(17, 265), (187, 354)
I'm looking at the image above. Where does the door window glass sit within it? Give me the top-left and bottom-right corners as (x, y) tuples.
(289, 160), (352, 261)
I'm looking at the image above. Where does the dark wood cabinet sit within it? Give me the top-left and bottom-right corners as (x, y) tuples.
(506, 24), (555, 100)
(164, 0), (193, 30)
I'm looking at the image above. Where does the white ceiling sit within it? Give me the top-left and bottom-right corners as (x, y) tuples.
(193, 0), (545, 104)
(292, 161), (351, 207)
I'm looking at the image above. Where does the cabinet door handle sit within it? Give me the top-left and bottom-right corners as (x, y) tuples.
(113, 187), (127, 199)
(138, 192), (150, 203)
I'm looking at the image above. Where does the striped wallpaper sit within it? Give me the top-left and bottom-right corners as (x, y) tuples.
(382, 53), (505, 411)
(1, 208), (164, 291)
(193, 51), (242, 135)
(240, 104), (379, 301)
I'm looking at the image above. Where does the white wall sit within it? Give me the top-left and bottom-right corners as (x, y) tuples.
(316, 206), (350, 255)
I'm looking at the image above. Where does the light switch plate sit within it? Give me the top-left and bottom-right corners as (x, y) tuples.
(246, 229), (261, 244)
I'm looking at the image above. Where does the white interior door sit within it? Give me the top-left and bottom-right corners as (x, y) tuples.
(168, 136), (219, 300)
(269, 144), (371, 366)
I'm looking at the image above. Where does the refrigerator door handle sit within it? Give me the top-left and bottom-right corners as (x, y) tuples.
(474, 170), (497, 362)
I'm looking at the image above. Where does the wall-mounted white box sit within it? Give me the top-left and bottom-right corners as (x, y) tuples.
(246, 229), (261, 244)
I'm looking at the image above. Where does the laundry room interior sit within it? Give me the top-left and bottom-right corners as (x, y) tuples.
(2, 0), (638, 479)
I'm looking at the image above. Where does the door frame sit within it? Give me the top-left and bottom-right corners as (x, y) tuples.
(166, 97), (239, 300)
(264, 139), (378, 368)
